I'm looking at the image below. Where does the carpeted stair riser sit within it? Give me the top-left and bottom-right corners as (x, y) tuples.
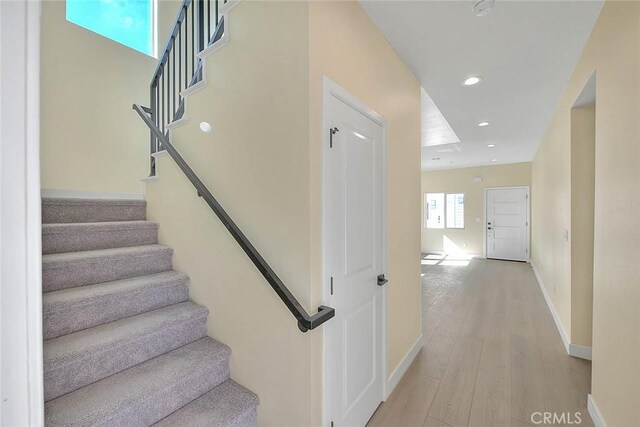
(43, 271), (190, 339)
(153, 379), (259, 427)
(41, 197), (259, 426)
(42, 245), (173, 292)
(44, 337), (231, 427)
(44, 302), (208, 401)
(42, 221), (159, 254)
(42, 198), (147, 224)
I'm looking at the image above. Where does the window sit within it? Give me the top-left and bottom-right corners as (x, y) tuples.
(425, 192), (465, 229)
(425, 193), (444, 229)
(446, 193), (465, 228)
(66, 0), (155, 56)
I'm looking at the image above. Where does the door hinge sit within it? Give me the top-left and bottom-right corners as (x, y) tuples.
(330, 127), (339, 148)
(526, 221), (529, 226)
(330, 276), (334, 295)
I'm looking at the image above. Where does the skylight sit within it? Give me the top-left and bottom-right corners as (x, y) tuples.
(66, 0), (154, 56)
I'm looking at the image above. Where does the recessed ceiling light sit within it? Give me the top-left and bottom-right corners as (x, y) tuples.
(478, 121), (490, 127)
(491, 158), (498, 162)
(199, 122), (212, 133)
(462, 76), (482, 86)
(487, 144), (496, 148)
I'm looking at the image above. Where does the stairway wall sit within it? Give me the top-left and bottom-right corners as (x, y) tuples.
(39, 0), (181, 194)
(146, 2), (314, 425)
(146, 1), (421, 425)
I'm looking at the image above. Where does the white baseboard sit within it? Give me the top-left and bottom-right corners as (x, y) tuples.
(588, 394), (606, 427)
(531, 264), (571, 353)
(569, 343), (593, 360)
(384, 334), (423, 400)
(41, 189), (144, 200)
(531, 264), (592, 361)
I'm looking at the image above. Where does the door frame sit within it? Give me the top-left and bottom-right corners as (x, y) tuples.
(321, 76), (388, 426)
(0, 1), (44, 425)
(483, 186), (530, 262)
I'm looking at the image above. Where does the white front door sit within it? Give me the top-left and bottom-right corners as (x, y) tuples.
(325, 91), (384, 427)
(486, 187), (529, 261)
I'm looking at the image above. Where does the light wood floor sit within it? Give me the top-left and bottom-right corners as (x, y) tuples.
(368, 256), (592, 427)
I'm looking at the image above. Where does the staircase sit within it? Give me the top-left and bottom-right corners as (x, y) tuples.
(41, 197), (259, 426)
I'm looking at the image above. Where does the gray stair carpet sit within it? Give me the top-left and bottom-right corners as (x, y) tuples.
(44, 301), (209, 401)
(42, 198), (258, 426)
(42, 198), (147, 224)
(43, 270), (190, 339)
(153, 380), (259, 427)
(43, 244), (173, 292)
(45, 338), (231, 426)
(42, 220), (159, 254)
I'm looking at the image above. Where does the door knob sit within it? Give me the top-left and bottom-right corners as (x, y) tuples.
(377, 274), (388, 286)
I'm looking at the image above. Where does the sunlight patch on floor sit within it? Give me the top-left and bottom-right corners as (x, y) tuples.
(421, 253), (472, 267)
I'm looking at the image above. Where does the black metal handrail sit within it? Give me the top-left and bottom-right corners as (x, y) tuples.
(148, 0), (226, 176)
(133, 104), (335, 332)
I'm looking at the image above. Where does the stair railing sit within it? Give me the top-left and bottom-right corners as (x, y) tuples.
(148, 0), (226, 176)
(133, 104), (335, 332)
(137, 0), (335, 332)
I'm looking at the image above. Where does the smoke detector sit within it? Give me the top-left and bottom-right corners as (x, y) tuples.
(473, 0), (495, 16)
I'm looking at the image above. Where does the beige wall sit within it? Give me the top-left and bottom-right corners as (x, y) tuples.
(147, 2), (313, 425)
(145, 1), (421, 425)
(570, 105), (595, 347)
(531, 2), (640, 425)
(421, 163), (531, 256)
(40, 0), (180, 194)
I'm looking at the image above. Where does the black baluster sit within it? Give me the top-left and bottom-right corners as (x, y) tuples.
(178, 27), (182, 99)
(184, 13), (188, 89)
(191, 3), (195, 73)
(215, 0), (219, 29)
(172, 38), (175, 118)
(160, 72), (165, 134)
(198, 0), (205, 53)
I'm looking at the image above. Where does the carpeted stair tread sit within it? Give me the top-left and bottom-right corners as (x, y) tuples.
(154, 379), (259, 427)
(42, 197), (147, 224)
(42, 244), (173, 292)
(43, 270), (190, 339)
(44, 337), (231, 426)
(44, 301), (208, 401)
(42, 220), (159, 254)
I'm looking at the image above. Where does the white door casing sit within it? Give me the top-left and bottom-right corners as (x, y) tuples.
(0, 1), (44, 425)
(323, 78), (386, 427)
(485, 187), (530, 262)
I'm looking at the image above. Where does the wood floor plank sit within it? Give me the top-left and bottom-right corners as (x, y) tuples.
(383, 373), (440, 427)
(468, 359), (511, 427)
(428, 335), (483, 426)
(510, 334), (547, 423)
(368, 360), (439, 427)
(368, 258), (592, 427)
(413, 332), (458, 379)
(423, 416), (451, 427)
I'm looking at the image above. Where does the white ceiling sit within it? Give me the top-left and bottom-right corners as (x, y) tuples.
(359, 0), (603, 171)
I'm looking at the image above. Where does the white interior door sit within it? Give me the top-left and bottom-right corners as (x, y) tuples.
(486, 187), (529, 261)
(325, 92), (384, 427)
